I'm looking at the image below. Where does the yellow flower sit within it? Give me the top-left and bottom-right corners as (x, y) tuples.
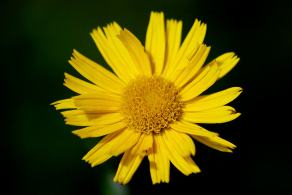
(52, 11), (241, 184)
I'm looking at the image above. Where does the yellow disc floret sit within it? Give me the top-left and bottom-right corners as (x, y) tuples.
(121, 76), (183, 134)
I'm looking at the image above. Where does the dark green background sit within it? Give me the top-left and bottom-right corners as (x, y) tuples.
(2, 0), (292, 194)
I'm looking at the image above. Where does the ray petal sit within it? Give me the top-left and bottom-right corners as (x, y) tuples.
(170, 120), (218, 137)
(192, 135), (236, 152)
(182, 106), (241, 124)
(72, 120), (127, 138)
(72, 93), (121, 113)
(83, 129), (141, 167)
(61, 110), (103, 126)
(215, 52), (240, 79)
(145, 12), (166, 75)
(183, 87), (243, 112)
(102, 23), (140, 78)
(165, 19), (206, 80)
(174, 44), (211, 87)
(164, 129), (196, 157)
(180, 62), (219, 101)
(148, 135), (170, 184)
(162, 19), (182, 76)
(51, 98), (76, 110)
(69, 50), (124, 94)
(159, 132), (200, 175)
(82, 131), (121, 165)
(61, 110), (124, 127)
(64, 73), (104, 94)
(90, 113), (125, 126)
(130, 133), (153, 156)
(117, 29), (152, 76)
(91, 23), (138, 83)
(114, 150), (144, 185)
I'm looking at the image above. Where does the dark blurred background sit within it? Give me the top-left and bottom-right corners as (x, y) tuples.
(1, 0), (292, 194)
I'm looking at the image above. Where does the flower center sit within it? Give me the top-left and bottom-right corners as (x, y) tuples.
(121, 76), (183, 134)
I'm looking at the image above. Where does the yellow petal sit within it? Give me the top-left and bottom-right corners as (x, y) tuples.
(102, 23), (140, 77)
(117, 29), (152, 76)
(114, 133), (153, 184)
(130, 133), (153, 156)
(148, 135), (170, 184)
(184, 157), (201, 173)
(182, 106), (241, 124)
(51, 98), (76, 110)
(159, 132), (199, 175)
(162, 19), (182, 76)
(165, 19), (206, 80)
(88, 113), (125, 126)
(114, 150), (144, 184)
(170, 121), (218, 137)
(215, 52), (240, 79)
(91, 27), (124, 79)
(192, 135), (236, 152)
(69, 50), (124, 94)
(145, 12), (166, 75)
(72, 93), (121, 113)
(174, 44), (211, 88)
(73, 92), (121, 100)
(62, 112), (124, 127)
(61, 110), (102, 126)
(148, 152), (160, 184)
(64, 73), (104, 94)
(82, 131), (121, 165)
(155, 135), (170, 183)
(183, 87), (243, 112)
(180, 62), (219, 101)
(164, 129), (195, 157)
(147, 142), (158, 184)
(91, 23), (137, 83)
(72, 120), (127, 138)
(83, 129), (141, 167)
(107, 130), (141, 157)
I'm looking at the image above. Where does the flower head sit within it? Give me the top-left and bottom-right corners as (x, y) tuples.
(53, 11), (241, 184)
